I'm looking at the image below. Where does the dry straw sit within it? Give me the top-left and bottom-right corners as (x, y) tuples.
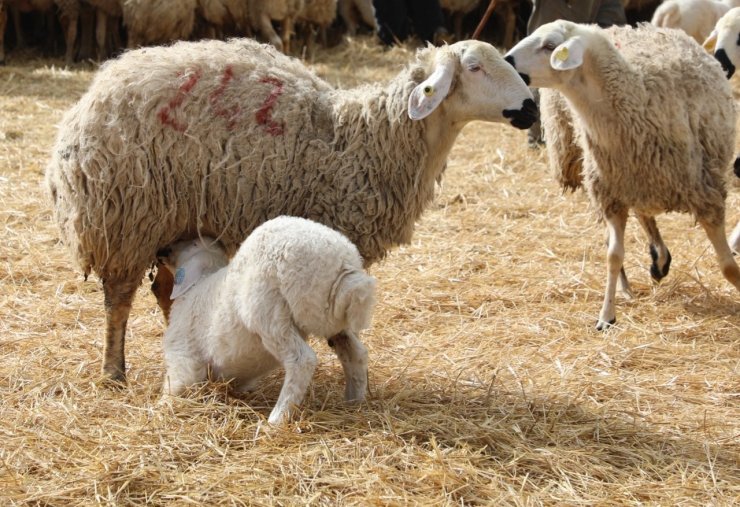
(1, 39), (738, 505)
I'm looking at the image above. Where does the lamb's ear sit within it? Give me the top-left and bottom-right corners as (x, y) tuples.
(703, 30), (718, 52)
(550, 37), (585, 71)
(408, 51), (456, 120)
(170, 257), (205, 300)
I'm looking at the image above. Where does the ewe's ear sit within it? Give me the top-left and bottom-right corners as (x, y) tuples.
(703, 30), (718, 52)
(550, 37), (585, 71)
(170, 257), (206, 299)
(408, 50), (456, 120)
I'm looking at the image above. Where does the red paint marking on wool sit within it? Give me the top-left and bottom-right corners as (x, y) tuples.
(209, 65), (242, 131)
(158, 68), (203, 132)
(256, 76), (285, 136)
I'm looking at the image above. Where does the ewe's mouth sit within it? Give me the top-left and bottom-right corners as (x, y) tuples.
(503, 98), (539, 130)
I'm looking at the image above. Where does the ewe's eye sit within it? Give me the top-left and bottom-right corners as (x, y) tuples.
(542, 41), (557, 51)
(468, 63), (481, 72)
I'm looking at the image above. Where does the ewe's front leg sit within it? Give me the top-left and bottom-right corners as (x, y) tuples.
(700, 219), (740, 290)
(598, 210), (628, 330)
(636, 214), (672, 282)
(328, 331), (369, 403)
(262, 328), (318, 425)
(102, 278), (139, 382)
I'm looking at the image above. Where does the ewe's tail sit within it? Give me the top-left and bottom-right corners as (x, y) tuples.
(333, 269), (377, 333)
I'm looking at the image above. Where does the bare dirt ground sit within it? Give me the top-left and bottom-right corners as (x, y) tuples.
(0, 38), (738, 505)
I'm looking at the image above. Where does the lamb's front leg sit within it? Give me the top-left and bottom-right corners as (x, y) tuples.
(598, 209), (628, 330)
(328, 331), (369, 403)
(261, 328), (318, 425)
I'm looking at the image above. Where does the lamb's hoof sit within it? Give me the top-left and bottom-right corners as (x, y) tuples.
(596, 318), (616, 331)
(649, 246), (672, 282)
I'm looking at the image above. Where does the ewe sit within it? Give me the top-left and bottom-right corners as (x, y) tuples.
(505, 21), (740, 329)
(158, 217), (375, 425)
(47, 37), (536, 381)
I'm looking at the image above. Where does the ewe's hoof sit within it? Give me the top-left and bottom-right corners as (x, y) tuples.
(596, 318), (616, 331)
(102, 367), (127, 386)
(649, 246), (672, 282)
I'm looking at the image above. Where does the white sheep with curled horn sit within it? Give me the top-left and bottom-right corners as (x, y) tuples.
(47, 36), (537, 382)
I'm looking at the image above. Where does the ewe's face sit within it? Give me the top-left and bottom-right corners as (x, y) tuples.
(706, 11), (740, 78)
(505, 21), (578, 89)
(408, 41), (538, 129)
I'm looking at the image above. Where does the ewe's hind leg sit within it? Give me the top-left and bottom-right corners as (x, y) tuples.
(102, 278), (139, 382)
(328, 331), (369, 403)
(260, 321), (318, 425)
(636, 214), (672, 282)
(598, 210), (628, 330)
(700, 220), (740, 290)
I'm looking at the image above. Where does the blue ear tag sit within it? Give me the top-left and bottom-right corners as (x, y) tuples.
(175, 267), (185, 285)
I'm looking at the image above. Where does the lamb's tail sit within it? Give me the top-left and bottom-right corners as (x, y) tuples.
(332, 269), (377, 333)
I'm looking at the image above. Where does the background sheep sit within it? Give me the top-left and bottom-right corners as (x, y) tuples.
(248, 0), (305, 53)
(440, 0), (481, 41)
(337, 0), (375, 36)
(505, 21), (740, 329)
(46, 36), (536, 381)
(122, 0), (197, 48)
(0, 0), (55, 64)
(296, 0), (337, 55)
(158, 216), (376, 425)
(196, 0), (250, 39)
(650, 0), (738, 44)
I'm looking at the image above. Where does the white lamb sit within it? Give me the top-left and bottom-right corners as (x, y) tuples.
(157, 216), (376, 426)
(650, 0), (739, 44)
(505, 21), (740, 329)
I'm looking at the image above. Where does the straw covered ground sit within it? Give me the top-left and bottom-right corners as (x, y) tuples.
(0, 37), (738, 505)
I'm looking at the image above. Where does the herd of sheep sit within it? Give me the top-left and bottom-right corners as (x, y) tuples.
(34, 1), (740, 423)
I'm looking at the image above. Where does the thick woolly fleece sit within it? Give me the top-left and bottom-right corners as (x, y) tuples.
(46, 37), (443, 284)
(540, 24), (735, 225)
(299, 0), (338, 26)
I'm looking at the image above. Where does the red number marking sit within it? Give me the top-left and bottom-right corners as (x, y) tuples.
(209, 65), (242, 131)
(158, 68), (202, 132)
(256, 76), (285, 136)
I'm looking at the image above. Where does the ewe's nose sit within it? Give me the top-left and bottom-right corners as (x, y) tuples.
(504, 54), (530, 85)
(715, 48), (735, 78)
(502, 98), (539, 130)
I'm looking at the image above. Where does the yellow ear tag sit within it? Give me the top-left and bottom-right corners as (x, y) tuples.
(555, 46), (569, 62)
(423, 85), (434, 97)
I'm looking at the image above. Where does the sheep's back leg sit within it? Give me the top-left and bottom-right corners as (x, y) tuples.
(729, 221), (740, 255)
(636, 214), (671, 282)
(328, 331), (368, 403)
(259, 319), (317, 425)
(700, 220), (740, 290)
(0, 5), (6, 65)
(597, 209), (629, 330)
(102, 278), (139, 381)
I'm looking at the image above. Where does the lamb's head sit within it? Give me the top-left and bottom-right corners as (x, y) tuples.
(155, 237), (228, 300)
(408, 40), (538, 129)
(704, 7), (740, 78)
(505, 20), (600, 89)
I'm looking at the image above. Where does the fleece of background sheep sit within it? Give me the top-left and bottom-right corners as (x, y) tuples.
(46, 37), (431, 284)
(299, 0), (338, 26)
(122, 0), (197, 46)
(540, 88), (584, 192)
(440, 0), (481, 14)
(250, 0), (305, 23)
(542, 25), (735, 223)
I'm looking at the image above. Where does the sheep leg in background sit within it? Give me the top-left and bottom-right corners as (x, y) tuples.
(729, 221), (740, 255)
(257, 12), (283, 51)
(102, 279), (139, 382)
(597, 209), (628, 330)
(95, 10), (108, 61)
(61, 9), (78, 64)
(328, 331), (368, 403)
(281, 15), (295, 54)
(262, 326), (318, 425)
(700, 219), (740, 290)
(636, 213), (672, 282)
(11, 7), (24, 48)
(0, 5), (6, 65)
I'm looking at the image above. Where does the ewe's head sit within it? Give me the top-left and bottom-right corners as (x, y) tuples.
(704, 7), (740, 78)
(408, 40), (538, 129)
(505, 20), (597, 89)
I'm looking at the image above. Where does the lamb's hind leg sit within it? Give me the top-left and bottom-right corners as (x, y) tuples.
(328, 331), (369, 403)
(597, 209), (629, 330)
(636, 214), (672, 282)
(700, 219), (740, 290)
(102, 278), (139, 382)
